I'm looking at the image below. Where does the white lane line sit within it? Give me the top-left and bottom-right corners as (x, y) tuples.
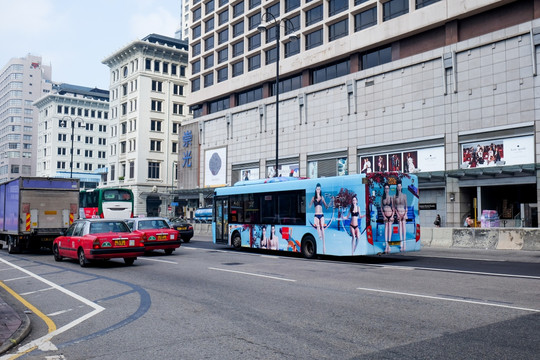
(4, 275), (32, 282)
(356, 287), (540, 313)
(139, 257), (178, 264)
(0, 258), (105, 358)
(20, 287), (54, 296)
(47, 309), (73, 317)
(378, 265), (540, 280)
(182, 247), (198, 250)
(209, 267), (296, 282)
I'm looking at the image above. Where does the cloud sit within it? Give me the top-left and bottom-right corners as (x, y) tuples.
(0, 0), (58, 35)
(129, 6), (179, 39)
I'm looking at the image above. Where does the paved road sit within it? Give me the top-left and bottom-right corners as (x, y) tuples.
(0, 236), (538, 359)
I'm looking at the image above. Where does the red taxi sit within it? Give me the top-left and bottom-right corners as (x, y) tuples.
(124, 217), (181, 255)
(53, 219), (145, 267)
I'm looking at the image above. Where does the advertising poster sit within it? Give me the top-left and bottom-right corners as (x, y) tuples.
(241, 168), (260, 181)
(204, 147), (227, 187)
(374, 154), (387, 172)
(267, 164), (299, 178)
(388, 153), (402, 172)
(417, 146), (444, 172)
(360, 156), (373, 174)
(460, 135), (533, 168)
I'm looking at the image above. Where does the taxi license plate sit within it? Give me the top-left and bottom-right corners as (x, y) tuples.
(157, 235), (167, 240)
(115, 240), (126, 246)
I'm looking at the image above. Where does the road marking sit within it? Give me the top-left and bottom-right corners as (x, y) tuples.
(377, 264), (540, 280)
(356, 287), (540, 313)
(47, 309), (73, 317)
(20, 287), (54, 296)
(139, 257), (178, 264)
(208, 267), (296, 282)
(0, 258), (105, 359)
(4, 276), (32, 282)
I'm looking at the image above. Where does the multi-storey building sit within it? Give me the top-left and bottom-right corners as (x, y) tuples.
(186, 0), (540, 227)
(34, 83), (109, 189)
(0, 55), (52, 182)
(102, 34), (190, 217)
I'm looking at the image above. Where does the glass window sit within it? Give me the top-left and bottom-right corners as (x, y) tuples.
(271, 74), (302, 96)
(248, 33), (261, 50)
(218, 9), (229, 25)
(205, 35), (214, 51)
(249, 0), (261, 10)
(361, 46), (392, 69)
(232, 61), (244, 77)
(233, 1), (244, 17)
(205, 17), (215, 33)
(204, 73), (214, 87)
(285, 38), (300, 58)
(217, 67), (228, 83)
(306, 29), (323, 50)
(233, 21), (244, 37)
(355, 7), (377, 31)
(208, 97), (230, 113)
(193, 7), (202, 21)
(192, 42), (201, 56)
(265, 47), (277, 65)
(416, 0), (441, 9)
(193, 25), (201, 39)
(312, 59), (350, 84)
(204, 54), (214, 69)
(329, 19), (348, 41)
(192, 78), (201, 92)
(285, 15), (300, 35)
(383, 0), (409, 21)
(249, 12), (261, 30)
(265, 25), (277, 43)
(206, 0), (215, 15)
(329, 0), (348, 17)
(218, 28), (229, 44)
(285, 0), (300, 13)
(248, 54), (261, 71)
(233, 41), (244, 57)
(218, 48), (229, 64)
(148, 162), (160, 179)
(306, 5), (323, 26)
(219, 0), (228, 7)
(192, 60), (201, 74)
(267, 3), (279, 18)
(236, 87), (263, 106)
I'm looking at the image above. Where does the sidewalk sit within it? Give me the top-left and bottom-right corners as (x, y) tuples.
(0, 294), (30, 355)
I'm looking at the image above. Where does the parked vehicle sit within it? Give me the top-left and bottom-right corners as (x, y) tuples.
(194, 207), (212, 223)
(0, 177), (80, 254)
(53, 219), (145, 267)
(168, 218), (194, 242)
(125, 217), (181, 255)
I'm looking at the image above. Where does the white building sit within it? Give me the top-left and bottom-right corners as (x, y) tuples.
(102, 34), (190, 217)
(34, 83), (109, 188)
(185, 0), (540, 227)
(0, 55), (52, 182)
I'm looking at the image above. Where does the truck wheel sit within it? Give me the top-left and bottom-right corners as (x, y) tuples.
(53, 245), (62, 262)
(78, 249), (88, 267)
(7, 236), (18, 254)
(301, 235), (317, 259)
(124, 257), (135, 266)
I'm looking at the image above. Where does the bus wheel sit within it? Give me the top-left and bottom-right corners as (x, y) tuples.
(232, 233), (242, 249)
(301, 235), (317, 259)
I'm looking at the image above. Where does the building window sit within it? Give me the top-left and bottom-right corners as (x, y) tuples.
(232, 61), (244, 77)
(416, 0), (440, 9)
(312, 59), (350, 84)
(285, 38), (300, 58)
(267, 2), (279, 18)
(150, 140), (162, 152)
(233, 21), (244, 38)
(265, 47), (277, 65)
(204, 73), (214, 87)
(286, 0), (300, 13)
(150, 120), (162, 132)
(383, 0), (409, 21)
(193, 60), (201, 74)
(329, 19), (348, 41)
(249, 0), (260, 9)
(306, 29), (323, 50)
(208, 97), (230, 114)
(192, 42), (201, 56)
(248, 54), (261, 71)
(233, 41), (244, 57)
(148, 162), (160, 179)
(192, 78), (201, 92)
(306, 5), (323, 26)
(218, 48), (228, 64)
(218, 28), (229, 44)
(285, 15), (300, 35)
(236, 87), (263, 106)
(205, 17), (215, 33)
(233, 1), (244, 17)
(217, 67), (228, 83)
(151, 100), (163, 112)
(193, 25), (201, 39)
(248, 33), (261, 50)
(193, 6), (202, 21)
(205, 54), (214, 69)
(172, 141), (178, 153)
(205, 0), (215, 15)
(218, 9), (229, 25)
(271, 74), (302, 96)
(248, 12), (261, 30)
(329, 0), (348, 17)
(355, 7), (377, 31)
(129, 161), (135, 178)
(151, 80), (163, 92)
(173, 103), (183, 115)
(361, 46), (392, 69)
(205, 35), (214, 51)
(173, 84), (184, 95)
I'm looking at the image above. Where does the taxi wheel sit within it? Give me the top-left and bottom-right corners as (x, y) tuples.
(53, 245), (62, 262)
(78, 249), (88, 267)
(124, 258), (135, 266)
(164, 249), (174, 255)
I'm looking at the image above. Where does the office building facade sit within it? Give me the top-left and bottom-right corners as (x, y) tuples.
(0, 55), (52, 182)
(185, 0), (540, 228)
(102, 34), (190, 217)
(34, 84), (109, 189)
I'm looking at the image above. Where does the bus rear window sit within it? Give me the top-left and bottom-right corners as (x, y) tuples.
(103, 189), (132, 201)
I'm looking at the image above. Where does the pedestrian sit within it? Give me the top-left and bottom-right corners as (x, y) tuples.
(464, 215), (473, 227)
(434, 214), (441, 227)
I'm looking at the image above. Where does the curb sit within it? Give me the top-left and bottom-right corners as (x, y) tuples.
(0, 306), (31, 355)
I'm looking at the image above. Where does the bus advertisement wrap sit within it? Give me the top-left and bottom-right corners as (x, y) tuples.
(213, 173), (420, 257)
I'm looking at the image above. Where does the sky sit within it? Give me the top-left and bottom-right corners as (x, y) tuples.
(0, 0), (181, 90)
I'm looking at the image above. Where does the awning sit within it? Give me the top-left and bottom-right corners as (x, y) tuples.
(446, 164), (538, 179)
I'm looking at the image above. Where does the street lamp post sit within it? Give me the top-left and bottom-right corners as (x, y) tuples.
(258, 14), (298, 177)
(60, 116), (82, 178)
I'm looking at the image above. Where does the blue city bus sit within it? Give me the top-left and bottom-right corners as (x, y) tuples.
(213, 173), (420, 258)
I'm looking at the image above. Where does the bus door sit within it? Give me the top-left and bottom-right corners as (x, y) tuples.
(214, 197), (228, 244)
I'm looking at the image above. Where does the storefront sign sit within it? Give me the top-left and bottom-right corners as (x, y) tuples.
(419, 203), (437, 210)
